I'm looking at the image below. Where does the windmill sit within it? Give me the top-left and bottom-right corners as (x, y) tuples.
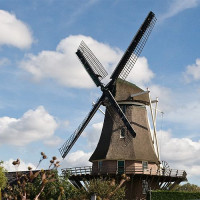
(60, 11), (187, 200)
(59, 11), (156, 159)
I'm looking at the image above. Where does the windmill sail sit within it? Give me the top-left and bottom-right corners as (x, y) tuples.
(59, 11), (157, 159)
(76, 41), (108, 87)
(110, 11), (156, 82)
(59, 96), (104, 158)
(76, 41), (137, 137)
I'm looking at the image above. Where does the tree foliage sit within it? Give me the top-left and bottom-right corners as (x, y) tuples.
(0, 161), (7, 189)
(147, 183), (200, 200)
(147, 191), (200, 200)
(172, 183), (200, 192)
(2, 153), (76, 200)
(69, 175), (129, 200)
(2, 153), (129, 200)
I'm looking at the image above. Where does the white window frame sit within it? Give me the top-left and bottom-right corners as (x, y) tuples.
(142, 161), (148, 171)
(120, 128), (125, 138)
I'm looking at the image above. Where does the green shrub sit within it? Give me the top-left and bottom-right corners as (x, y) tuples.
(147, 190), (200, 200)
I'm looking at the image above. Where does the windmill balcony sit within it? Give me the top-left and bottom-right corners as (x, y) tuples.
(61, 165), (187, 179)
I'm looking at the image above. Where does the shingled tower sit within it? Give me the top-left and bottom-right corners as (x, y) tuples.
(90, 78), (159, 167)
(90, 79), (161, 199)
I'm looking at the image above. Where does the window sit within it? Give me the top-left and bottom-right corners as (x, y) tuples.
(98, 161), (103, 171)
(120, 128), (125, 138)
(117, 160), (125, 174)
(142, 161), (148, 170)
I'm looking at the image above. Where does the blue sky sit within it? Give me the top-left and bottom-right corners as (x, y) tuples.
(0, 0), (200, 185)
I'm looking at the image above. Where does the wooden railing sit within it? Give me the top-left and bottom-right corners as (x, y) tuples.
(62, 166), (187, 178)
(62, 166), (92, 176)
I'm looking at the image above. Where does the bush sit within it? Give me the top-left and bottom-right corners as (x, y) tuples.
(68, 176), (128, 200)
(147, 190), (200, 200)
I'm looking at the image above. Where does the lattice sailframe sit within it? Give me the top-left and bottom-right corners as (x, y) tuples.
(77, 41), (108, 81)
(119, 14), (157, 80)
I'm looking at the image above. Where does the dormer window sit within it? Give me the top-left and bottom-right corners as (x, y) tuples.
(120, 128), (125, 138)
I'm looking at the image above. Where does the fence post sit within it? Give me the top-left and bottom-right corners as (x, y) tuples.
(146, 188), (151, 200)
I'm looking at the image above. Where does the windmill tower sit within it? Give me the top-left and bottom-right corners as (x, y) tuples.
(89, 79), (161, 199)
(60, 11), (187, 200)
(90, 79), (160, 170)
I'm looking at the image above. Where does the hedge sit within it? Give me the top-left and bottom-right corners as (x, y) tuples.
(147, 191), (200, 200)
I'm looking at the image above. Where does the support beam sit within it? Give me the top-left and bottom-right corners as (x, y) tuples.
(148, 89), (160, 162)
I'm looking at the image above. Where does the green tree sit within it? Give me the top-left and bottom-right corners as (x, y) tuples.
(0, 161), (7, 189)
(2, 153), (76, 200)
(24, 170), (76, 200)
(173, 183), (200, 192)
(69, 175), (129, 200)
(2, 153), (129, 200)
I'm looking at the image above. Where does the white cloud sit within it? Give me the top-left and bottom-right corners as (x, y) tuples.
(0, 10), (33, 49)
(149, 84), (173, 113)
(159, 0), (199, 22)
(127, 57), (154, 87)
(20, 35), (122, 88)
(20, 35), (155, 89)
(3, 158), (35, 172)
(146, 83), (200, 130)
(166, 101), (200, 129)
(157, 130), (200, 178)
(43, 136), (62, 147)
(184, 58), (200, 82)
(0, 106), (58, 146)
(63, 120), (70, 127)
(61, 150), (92, 168)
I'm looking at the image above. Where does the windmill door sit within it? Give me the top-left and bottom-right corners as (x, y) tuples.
(118, 160), (125, 174)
